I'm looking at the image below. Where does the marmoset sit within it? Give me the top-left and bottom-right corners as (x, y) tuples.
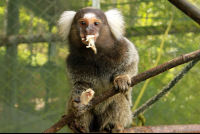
(58, 7), (139, 133)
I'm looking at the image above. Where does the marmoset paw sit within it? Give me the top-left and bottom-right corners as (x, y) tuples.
(111, 124), (124, 133)
(103, 124), (124, 133)
(68, 119), (88, 133)
(114, 75), (131, 94)
(71, 96), (90, 117)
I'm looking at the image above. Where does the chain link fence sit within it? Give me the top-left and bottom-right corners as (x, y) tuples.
(0, 0), (200, 133)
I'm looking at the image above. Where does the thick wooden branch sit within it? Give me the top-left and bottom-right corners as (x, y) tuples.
(168, 0), (200, 25)
(130, 49), (200, 86)
(43, 49), (200, 133)
(122, 124), (200, 133)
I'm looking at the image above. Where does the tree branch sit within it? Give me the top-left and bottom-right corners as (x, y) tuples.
(130, 49), (200, 86)
(122, 124), (200, 133)
(168, 0), (200, 25)
(43, 49), (200, 133)
(132, 58), (200, 119)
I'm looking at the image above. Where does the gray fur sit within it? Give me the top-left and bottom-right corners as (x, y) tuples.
(59, 7), (139, 132)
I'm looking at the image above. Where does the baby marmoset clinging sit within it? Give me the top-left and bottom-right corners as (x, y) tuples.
(58, 7), (139, 133)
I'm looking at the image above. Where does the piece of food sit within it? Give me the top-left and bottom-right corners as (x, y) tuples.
(80, 88), (95, 105)
(85, 35), (97, 54)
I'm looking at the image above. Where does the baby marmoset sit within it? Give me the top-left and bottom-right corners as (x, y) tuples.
(58, 7), (139, 133)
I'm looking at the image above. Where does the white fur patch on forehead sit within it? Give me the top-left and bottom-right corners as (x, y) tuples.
(105, 9), (125, 40)
(57, 11), (76, 40)
(83, 13), (96, 19)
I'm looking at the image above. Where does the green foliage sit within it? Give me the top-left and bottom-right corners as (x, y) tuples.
(0, 6), (5, 34)
(0, 0), (200, 133)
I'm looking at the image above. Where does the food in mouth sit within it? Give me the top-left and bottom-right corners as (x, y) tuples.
(82, 35), (97, 54)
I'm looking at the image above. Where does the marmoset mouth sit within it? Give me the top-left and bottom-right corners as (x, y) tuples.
(81, 35), (96, 44)
(81, 36), (88, 44)
(81, 35), (97, 54)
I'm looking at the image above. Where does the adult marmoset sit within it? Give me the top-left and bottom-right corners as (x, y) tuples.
(58, 7), (139, 133)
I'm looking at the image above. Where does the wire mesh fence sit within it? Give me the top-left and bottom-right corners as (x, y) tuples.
(0, 0), (200, 133)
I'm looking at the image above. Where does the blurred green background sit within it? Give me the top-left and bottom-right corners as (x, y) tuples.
(0, 0), (200, 133)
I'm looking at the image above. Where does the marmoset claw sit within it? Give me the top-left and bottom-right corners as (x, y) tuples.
(71, 96), (89, 117)
(68, 120), (88, 133)
(103, 124), (124, 133)
(114, 75), (131, 94)
(112, 124), (124, 133)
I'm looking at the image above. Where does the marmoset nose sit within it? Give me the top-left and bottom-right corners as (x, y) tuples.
(85, 25), (94, 34)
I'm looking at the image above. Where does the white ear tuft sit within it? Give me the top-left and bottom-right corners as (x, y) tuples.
(105, 9), (125, 40)
(57, 11), (76, 40)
